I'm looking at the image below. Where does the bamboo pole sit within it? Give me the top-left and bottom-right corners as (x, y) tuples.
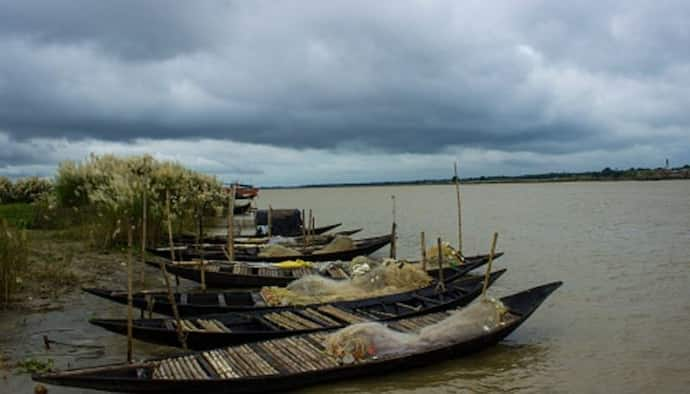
(307, 209), (313, 245)
(390, 195), (397, 259)
(126, 222), (134, 363)
(165, 189), (179, 287)
(390, 222), (397, 259)
(163, 189), (187, 350)
(139, 174), (147, 286)
(227, 185), (235, 262)
(420, 231), (427, 272)
(435, 237), (445, 293)
(197, 213), (206, 292)
(454, 161), (463, 256)
(301, 209), (307, 247)
(268, 205), (273, 238)
(481, 232), (499, 297)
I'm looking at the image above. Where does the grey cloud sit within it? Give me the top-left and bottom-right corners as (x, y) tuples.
(0, 0), (688, 160)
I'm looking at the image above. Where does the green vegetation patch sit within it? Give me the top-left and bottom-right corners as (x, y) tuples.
(0, 203), (36, 228)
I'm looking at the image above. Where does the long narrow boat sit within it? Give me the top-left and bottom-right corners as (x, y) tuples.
(89, 270), (504, 349)
(174, 228), (363, 246)
(82, 259), (498, 317)
(144, 252), (503, 288)
(35, 282), (561, 393)
(148, 234), (393, 262)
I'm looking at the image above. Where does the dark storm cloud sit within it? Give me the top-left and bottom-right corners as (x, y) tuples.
(0, 0), (688, 159)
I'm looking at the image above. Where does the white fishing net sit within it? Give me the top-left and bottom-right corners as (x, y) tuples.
(427, 241), (463, 266)
(258, 244), (301, 257)
(324, 298), (509, 363)
(313, 235), (354, 254)
(260, 261), (432, 306)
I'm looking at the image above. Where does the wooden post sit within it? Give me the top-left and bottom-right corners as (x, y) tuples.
(139, 175), (147, 286)
(310, 217), (315, 240)
(454, 161), (463, 256)
(481, 232), (499, 297)
(227, 185), (235, 262)
(165, 189), (179, 287)
(157, 261), (187, 350)
(390, 195), (397, 259)
(268, 205), (273, 238)
(307, 209), (313, 245)
(420, 231), (427, 272)
(435, 237), (445, 293)
(126, 222), (134, 363)
(390, 222), (397, 259)
(301, 209), (307, 247)
(197, 211), (206, 292)
(161, 189), (187, 349)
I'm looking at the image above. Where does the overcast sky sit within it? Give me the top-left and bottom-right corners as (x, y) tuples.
(1, 1), (688, 186)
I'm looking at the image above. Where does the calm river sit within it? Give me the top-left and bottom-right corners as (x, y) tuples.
(3, 181), (689, 393)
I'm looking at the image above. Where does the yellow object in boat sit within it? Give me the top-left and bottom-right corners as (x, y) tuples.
(274, 260), (313, 269)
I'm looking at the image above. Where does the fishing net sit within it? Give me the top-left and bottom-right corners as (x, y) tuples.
(260, 261), (432, 306)
(324, 298), (509, 363)
(427, 242), (463, 266)
(313, 235), (354, 254)
(258, 244), (301, 258)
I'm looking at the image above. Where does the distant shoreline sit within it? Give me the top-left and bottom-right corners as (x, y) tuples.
(263, 166), (690, 189)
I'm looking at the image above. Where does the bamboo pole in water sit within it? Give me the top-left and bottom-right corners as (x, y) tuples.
(165, 189), (179, 287)
(420, 231), (427, 272)
(436, 237), (445, 293)
(301, 209), (307, 247)
(268, 205), (273, 238)
(481, 232), (499, 297)
(307, 209), (313, 245)
(390, 195), (397, 259)
(139, 174), (147, 286)
(126, 222), (134, 363)
(163, 188), (187, 350)
(227, 185), (235, 262)
(197, 212), (206, 292)
(454, 161), (463, 256)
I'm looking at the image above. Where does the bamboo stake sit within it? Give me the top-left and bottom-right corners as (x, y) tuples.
(268, 205), (273, 238)
(435, 237), (445, 293)
(307, 209), (313, 245)
(420, 231), (427, 272)
(163, 189), (188, 350)
(390, 222), (397, 259)
(126, 222), (134, 363)
(139, 173), (147, 286)
(165, 189), (180, 288)
(481, 232), (499, 297)
(390, 195), (397, 259)
(301, 209), (307, 247)
(454, 161), (463, 256)
(199, 209), (206, 292)
(227, 185), (235, 262)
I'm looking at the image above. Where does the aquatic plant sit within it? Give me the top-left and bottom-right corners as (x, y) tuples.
(15, 358), (54, 374)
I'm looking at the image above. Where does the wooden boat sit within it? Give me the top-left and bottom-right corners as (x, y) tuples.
(89, 270), (504, 349)
(233, 200), (252, 215)
(35, 282), (561, 393)
(82, 261), (500, 317)
(233, 184), (259, 199)
(148, 235), (393, 262)
(173, 228), (363, 247)
(143, 252), (503, 288)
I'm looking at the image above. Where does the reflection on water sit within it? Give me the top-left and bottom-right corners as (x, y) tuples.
(2, 180), (690, 393)
(301, 343), (550, 394)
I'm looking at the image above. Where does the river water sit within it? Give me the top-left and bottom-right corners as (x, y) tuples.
(2, 181), (689, 393)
